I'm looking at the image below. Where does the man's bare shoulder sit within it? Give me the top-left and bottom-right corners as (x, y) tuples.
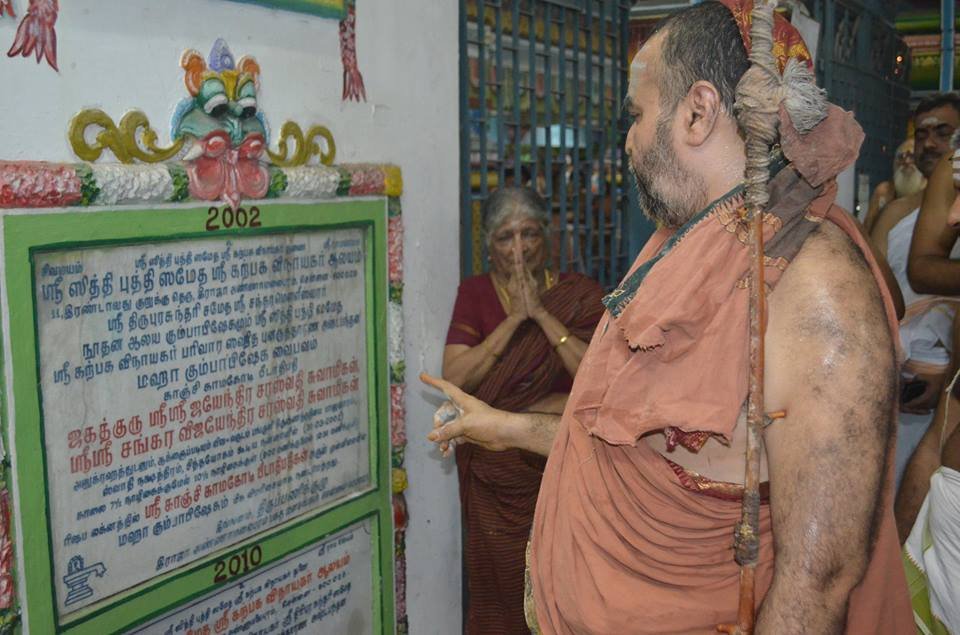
(765, 222), (895, 409)
(780, 222), (887, 310)
(873, 180), (894, 197)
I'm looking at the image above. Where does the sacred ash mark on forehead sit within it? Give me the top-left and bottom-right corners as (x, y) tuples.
(920, 116), (945, 127)
(629, 57), (648, 88)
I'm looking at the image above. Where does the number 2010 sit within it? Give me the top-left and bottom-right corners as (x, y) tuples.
(213, 544), (263, 583)
(206, 206), (262, 231)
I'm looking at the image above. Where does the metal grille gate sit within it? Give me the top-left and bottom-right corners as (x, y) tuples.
(808, 0), (911, 211)
(459, 0), (634, 289)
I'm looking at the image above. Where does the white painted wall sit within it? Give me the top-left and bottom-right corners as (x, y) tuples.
(0, 1), (461, 632)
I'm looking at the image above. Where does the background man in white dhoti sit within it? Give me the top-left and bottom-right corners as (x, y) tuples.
(897, 125), (960, 634)
(869, 93), (960, 488)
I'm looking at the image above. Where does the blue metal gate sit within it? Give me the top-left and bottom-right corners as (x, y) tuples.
(459, 0), (634, 288)
(808, 0), (912, 212)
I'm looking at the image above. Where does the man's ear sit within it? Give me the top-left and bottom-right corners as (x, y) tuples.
(680, 81), (722, 147)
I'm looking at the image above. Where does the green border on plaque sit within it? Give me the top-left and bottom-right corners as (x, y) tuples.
(2, 199), (393, 633)
(227, 0), (347, 20)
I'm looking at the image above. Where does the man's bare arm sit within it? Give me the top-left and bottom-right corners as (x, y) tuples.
(907, 155), (960, 295)
(505, 411), (562, 456)
(757, 226), (896, 633)
(863, 181), (894, 234)
(523, 392), (568, 416)
(421, 373), (561, 456)
(895, 390), (959, 541)
(942, 410), (960, 471)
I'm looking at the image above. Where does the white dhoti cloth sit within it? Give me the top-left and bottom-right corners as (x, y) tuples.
(888, 208), (959, 376)
(904, 466), (960, 634)
(887, 209), (960, 489)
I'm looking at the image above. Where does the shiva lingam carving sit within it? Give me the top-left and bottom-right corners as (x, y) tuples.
(68, 39), (336, 210)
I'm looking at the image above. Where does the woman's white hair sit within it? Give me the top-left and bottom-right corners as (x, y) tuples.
(482, 187), (551, 248)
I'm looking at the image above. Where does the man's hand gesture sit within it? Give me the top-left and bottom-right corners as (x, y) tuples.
(421, 373), (515, 456)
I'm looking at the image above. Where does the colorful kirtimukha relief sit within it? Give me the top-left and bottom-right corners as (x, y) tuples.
(0, 37), (406, 634)
(67, 39), (339, 211)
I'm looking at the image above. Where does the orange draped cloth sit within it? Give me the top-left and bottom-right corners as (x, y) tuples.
(528, 181), (912, 633)
(447, 272), (604, 634)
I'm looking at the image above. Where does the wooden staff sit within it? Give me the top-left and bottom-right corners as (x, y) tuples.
(717, 2), (781, 634)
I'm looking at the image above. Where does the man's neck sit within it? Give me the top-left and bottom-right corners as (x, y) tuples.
(701, 166), (745, 212)
(694, 133), (746, 209)
(704, 176), (744, 209)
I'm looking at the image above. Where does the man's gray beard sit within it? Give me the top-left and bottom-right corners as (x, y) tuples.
(893, 166), (926, 198)
(630, 119), (707, 229)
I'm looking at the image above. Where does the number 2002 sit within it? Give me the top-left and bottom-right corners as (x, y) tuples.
(213, 544), (263, 583)
(206, 205), (262, 231)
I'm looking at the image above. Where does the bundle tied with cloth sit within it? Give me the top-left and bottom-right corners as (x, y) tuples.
(528, 1), (912, 633)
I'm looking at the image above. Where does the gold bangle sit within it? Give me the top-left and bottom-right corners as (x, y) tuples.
(555, 334), (570, 350)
